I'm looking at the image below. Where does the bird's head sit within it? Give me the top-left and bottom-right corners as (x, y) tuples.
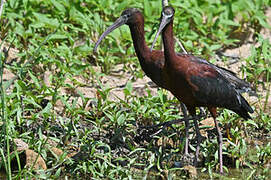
(93, 8), (141, 53)
(150, 6), (175, 52)
(121, 8), (141, 25)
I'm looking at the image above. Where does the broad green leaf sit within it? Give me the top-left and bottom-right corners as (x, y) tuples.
(33, 12), (60, 28)
(40, 102), (52, 114)
(49, 34), (68, 40)
(220, 19), (239, 26)
(144, 0), (151, 17)
(28, 70), (40, 89)
(117, 114), (125, 125)
(50, 0), (66, 12)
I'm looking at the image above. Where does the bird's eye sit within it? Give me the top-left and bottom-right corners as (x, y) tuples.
(162, 11), (173, 18)
(125, 14), (131, 18)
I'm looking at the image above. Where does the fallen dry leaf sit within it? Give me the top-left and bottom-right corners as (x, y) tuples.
(25, 149), (47, 170)
(50, 147), (64, 157)
(14, 139), (29, 151)
(183, 165), (197, 179)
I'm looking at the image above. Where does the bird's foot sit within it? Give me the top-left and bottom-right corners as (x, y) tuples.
(180, 153), (195, 167)
(173, 153), (194, 168)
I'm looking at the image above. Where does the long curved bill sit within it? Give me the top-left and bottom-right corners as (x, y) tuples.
(93, 16), (127, 53)
(150, 14), (170, 52)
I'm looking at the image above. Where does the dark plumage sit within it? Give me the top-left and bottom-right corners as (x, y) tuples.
(151, 6), (253, 173)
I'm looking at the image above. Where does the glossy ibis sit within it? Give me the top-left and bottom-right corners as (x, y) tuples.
(93, 8), (203, 156)
(151, 6), (253, 173)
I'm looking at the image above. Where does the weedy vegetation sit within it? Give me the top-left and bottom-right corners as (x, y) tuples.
(0, 0), (271, 179)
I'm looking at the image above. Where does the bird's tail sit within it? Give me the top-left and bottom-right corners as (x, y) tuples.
(235, 96), (254, 120)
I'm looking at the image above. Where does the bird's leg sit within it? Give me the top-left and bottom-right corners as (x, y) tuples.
(184, 118), (190, 155)
(208, 107), (223, 174)
(180, 103), (189, 155)
(214, 117), (223, 174)
(192, 108), (206, 166)
(192, 115), (204, 166)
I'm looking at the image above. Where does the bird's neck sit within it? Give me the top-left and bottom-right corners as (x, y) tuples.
(162, 19), (178, 63)
(129, 19), (151, 63)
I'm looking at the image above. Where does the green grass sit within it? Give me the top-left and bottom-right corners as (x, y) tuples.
(0, 0), (271, 179)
